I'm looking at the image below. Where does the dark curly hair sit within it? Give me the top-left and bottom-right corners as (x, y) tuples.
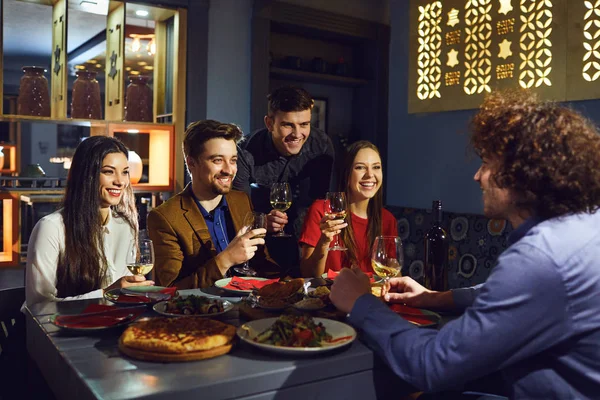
(470, 89), (600, 220)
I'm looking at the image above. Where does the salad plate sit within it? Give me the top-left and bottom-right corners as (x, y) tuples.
(237, 316), (356, 355)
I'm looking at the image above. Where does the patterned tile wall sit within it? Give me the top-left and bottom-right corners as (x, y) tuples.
(387, 206), (513, 289)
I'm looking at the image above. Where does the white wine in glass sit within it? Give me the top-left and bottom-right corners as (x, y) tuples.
(234, 211), (268, 276)
(324, 192), (347, 251)
(270, 182), (292, 237)
(371, 236), (403, 282)
(127, 239), (155, 277)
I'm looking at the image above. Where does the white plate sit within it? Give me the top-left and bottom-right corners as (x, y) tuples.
(153, 296), (234, 317)
(237, 317), (356, 355)
(214, 277), (270, 295)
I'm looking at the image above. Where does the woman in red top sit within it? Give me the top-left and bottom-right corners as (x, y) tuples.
(299, 141), (398, 277)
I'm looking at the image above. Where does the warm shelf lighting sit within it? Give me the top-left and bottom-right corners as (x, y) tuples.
(130, 34), (156, 56)
(127, 129), (140, 134)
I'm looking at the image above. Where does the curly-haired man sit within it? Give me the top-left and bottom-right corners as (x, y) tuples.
(330, 90), (600, 398)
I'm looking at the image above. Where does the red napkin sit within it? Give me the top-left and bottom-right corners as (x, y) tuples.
(327, 269), (375, 282)
(389, 303), (435, 326)
(223, 276), (279, 291)
(116, 287), (177, 303)
(54, 304), (145, 329)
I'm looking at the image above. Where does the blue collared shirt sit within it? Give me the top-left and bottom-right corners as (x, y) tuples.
(349, 212), (600, 399)
(193, 195), (234, 255)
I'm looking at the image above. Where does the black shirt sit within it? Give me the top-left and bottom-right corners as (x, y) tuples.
(233, 126), (335, 273)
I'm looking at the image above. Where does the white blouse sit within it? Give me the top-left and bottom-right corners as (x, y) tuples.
(25, 209), (135, 307)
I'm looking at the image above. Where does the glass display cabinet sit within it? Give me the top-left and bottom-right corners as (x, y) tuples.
(0, 0), (188, 266)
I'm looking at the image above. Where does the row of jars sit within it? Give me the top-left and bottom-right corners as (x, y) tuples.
(16, 66), (153, 122)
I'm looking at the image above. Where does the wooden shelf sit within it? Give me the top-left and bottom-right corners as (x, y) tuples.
(0, 143), (17, 173)
(0, 114), (173, 126)
(270, 67), (369, 87)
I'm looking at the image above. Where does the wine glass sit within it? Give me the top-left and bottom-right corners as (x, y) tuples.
(270, 182), (292, 238)
(324, 192), (347, 251)
(126, 238), (155, 278)
(371, 236), (403, 283)
(233, 211), (268, 276)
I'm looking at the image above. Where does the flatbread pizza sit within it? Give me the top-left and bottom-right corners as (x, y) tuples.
(119, 317), (236, 362)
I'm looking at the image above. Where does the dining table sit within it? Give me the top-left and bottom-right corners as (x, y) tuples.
(24, 286), (429, 400)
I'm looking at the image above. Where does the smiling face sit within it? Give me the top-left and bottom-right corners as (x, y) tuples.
(187, 137), (238, 198)
(265, 109), (311, 156)
(347, 148), (383, 203)
(99, 152), (130, 209)
(473, 156), (515, 220)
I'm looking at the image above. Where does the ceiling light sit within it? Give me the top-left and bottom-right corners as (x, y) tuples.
(127, 129), (140, 134)
(143, 66), (154, 70)
(95, 64), (102, 68)
(135, 10), (149, 17)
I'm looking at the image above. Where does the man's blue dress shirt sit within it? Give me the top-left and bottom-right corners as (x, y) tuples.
(193, 195), (234, 255)
(349, 212), (600, 399)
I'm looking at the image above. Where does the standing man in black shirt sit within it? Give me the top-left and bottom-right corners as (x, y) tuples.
(233, 86), (335, 276)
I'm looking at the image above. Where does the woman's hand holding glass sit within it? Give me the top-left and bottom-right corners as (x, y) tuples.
(126, 238), (155, 277)
(318, 213), (348, 246)
(233, 211), (268, 276)
(104, 238), (156, 293)
(324, 192), (348, 251)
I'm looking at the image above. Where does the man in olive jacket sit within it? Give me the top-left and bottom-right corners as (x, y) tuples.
(148, 120), (279, 289)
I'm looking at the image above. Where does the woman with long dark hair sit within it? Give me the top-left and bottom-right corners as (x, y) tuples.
(299, 141), (398, 277)
(26, 136), (153, 306)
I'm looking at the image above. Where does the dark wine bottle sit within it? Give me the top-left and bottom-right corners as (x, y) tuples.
(424, 200), (449, 291)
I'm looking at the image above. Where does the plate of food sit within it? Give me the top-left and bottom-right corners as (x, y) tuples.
(153, 295), (234, 317)
(292, 297), (326, 311)
(50, 306), (145, 331)
(255, 296), (289, 311)
(214, 277), (274, 295)
(237, 314), (356, 355)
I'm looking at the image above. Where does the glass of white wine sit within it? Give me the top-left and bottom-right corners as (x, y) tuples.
(127, 238), (155, 278)
(270, 182), (292, 238)
(324, 192), (347, 251)
(234, 211), (268, 276)
(371, 236), (403, 282)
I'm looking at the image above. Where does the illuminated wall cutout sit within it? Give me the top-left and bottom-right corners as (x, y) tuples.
(417, 2), (443, 100)
(464, 0), (492, 95)
(408, 0), (575, 113)
(583, 0), (600, 82)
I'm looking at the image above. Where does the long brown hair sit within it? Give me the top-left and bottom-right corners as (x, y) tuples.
(338, 141), (384, 267)
(56, 136), (138, 297)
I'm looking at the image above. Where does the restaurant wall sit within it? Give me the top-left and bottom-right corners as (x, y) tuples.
(386, 0), (600, 215)
(205, 0), (252, 134)
(387, 0), (486, 215)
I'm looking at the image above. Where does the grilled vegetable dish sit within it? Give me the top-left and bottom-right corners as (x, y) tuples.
(253, 314), (332, 347)
(164, 295), (225, 315)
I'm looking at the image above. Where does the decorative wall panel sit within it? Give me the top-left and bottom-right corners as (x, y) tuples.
(409, 0), (568, 113)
